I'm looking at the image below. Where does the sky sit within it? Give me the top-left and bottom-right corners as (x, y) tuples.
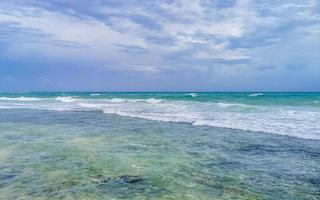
(0, 0), (319, 92)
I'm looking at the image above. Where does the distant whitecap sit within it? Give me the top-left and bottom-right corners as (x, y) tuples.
(187, 93), (198, 98)
(249, 93), (264, 97)
(90, 93), (101, 96)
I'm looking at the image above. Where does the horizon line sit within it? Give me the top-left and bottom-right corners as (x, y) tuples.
(1, 91), (320, 93)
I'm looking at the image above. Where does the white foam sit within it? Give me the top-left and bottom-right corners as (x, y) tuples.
(129, 143), (147, 148)
(145, 98), (162, 103)
(215, 102), (249, 108)
(78, 103), (101, 108)
(55, 96), (78, 103)
(187, 93), (198, 97)
(90, 93), (101, 96)
(108, 98), (126, 103)
(98, 101), (320, 140)
(216, 102), (235, 108)
(105, 98), (162, 103)
(0, 97), (44, 101)
(0, 105), (12, 109)
(0, 96), (319, 140)
(249, 93), (264, 97)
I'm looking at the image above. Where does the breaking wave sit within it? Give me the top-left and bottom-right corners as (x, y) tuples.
(216, 102), (249, 108)
(0, 97), (44, 101)
(0, 96), (319, 140)
(55, 96), (78, 103)
(186, 93), (198, 98)
(105, 98), (162, 103)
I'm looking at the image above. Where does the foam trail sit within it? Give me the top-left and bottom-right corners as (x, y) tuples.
(109, 98), (126, 103)
(105, 98), (162, 103)
(0, 97), (44, 101)
(78, 103), (99, 108)
(215, 102), (249, 108)
(146, 98), (162, 103)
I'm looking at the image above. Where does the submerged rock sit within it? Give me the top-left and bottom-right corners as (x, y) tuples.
(309, 178), (320, 187)
(119, 175), (144, 183)
(0, 174), (17, 181)
(0, 173), (18, 187)
(90, 175), (112, 184)
(91, 174), (144, 184)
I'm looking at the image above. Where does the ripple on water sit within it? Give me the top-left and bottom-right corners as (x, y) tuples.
(0, 110), (319, 199)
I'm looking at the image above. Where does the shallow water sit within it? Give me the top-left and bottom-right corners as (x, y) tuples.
(0, 109), (319, 199)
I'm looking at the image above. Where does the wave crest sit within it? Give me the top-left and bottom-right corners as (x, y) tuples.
(0, 95), (319, 140)
(0, 97), (44, 101)
(186, 93), (198, 98)
(249, 93), (264, 97)
(105, 98), (162, 103)
(55, 96), (78, 103)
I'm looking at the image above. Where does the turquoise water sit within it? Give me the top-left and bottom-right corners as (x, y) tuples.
(1, 92), (319, 139)
(0, 93), (319, 199)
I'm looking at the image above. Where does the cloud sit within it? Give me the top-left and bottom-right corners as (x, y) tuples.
(0, 0), (319, 91)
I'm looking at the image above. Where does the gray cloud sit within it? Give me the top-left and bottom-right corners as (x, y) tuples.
(0, 0), (319, 91)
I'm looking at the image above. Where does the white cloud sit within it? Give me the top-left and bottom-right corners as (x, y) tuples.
(0, 7), (146, 47)
(0, 0), (319, 75)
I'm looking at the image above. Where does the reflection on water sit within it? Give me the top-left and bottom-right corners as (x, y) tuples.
(0, 109), (319, 199)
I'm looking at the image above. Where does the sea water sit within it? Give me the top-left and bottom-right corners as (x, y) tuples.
(0, 92), (319, 199)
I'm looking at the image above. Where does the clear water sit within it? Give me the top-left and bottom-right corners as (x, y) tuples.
(0, 92), (319, 199)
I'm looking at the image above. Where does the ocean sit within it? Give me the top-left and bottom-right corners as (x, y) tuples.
(0, 92), (319, 199)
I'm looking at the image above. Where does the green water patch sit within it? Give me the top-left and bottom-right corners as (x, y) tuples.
(0, 110), (319, 199)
